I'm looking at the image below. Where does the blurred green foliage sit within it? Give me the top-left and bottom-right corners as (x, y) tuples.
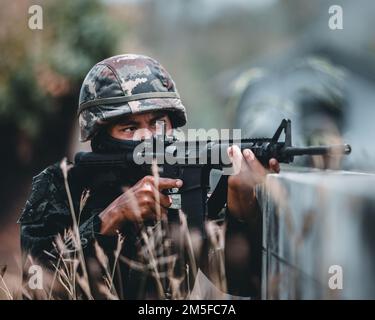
(0, 0), (120, 142)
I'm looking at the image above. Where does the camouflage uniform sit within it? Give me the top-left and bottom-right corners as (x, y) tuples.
(19, 54), (261, 299)
(19, 54), (189, 299)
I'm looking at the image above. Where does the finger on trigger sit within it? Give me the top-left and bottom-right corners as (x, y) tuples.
(228, 145), (243, 174)
(244, 149), (267, 177)
(243, 148), (262, 171)
(157, 177), (183, 190)
(269, 158), (280, 173)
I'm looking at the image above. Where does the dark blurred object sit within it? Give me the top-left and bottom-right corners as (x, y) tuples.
(231, 55), (348, 169)
(229, 43), (375, 171)
(288, 58), (347, 144)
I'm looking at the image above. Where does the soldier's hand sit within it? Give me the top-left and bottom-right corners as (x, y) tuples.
(227, 145), (280, 223)
(99, 176), (183, 236)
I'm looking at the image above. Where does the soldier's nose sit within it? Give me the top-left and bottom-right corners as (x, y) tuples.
(133, 128), (153, 140)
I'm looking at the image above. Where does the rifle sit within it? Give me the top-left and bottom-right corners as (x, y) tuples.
(74, 119), (351, 231)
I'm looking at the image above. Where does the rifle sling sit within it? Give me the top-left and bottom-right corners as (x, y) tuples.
(207, 175), (228, 219)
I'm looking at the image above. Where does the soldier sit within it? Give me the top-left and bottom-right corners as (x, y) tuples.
(19, 54), (280, 299)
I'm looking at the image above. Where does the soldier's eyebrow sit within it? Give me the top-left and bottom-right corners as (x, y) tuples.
(149, 112), (168, 123)
(115, 119), (139, 126)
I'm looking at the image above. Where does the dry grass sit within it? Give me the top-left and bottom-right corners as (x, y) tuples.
(0, 158), (230, 300)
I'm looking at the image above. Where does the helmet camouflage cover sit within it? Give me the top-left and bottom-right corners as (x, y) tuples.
(78, 54), (187, 141)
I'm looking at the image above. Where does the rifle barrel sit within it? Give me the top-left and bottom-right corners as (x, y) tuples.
(284, 144), (351, 156)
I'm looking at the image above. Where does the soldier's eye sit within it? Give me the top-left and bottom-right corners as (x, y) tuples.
(120, 126), (137, 133)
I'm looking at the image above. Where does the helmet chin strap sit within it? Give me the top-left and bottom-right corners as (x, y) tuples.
(90, 130), (142, 153)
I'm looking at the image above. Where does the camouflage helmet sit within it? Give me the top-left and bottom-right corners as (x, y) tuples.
(78, 54), (187, 141)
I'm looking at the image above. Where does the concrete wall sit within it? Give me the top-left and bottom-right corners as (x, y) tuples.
(257, 169), (375, 299)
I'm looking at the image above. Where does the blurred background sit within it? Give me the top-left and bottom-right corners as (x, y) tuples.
(1, 0), (375, 298)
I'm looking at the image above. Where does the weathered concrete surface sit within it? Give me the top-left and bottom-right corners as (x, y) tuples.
(257, 168), (375, 299)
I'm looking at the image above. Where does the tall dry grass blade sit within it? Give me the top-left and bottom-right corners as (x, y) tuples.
(60, 158), (93, 299)
(151, 160), (161, 219)
(93, 241), (120, 298)
(125, 187), (166, 297)
(21, 286), (33, 300)
(0, 273), (13, 300)
(44, 250), (63, 300)
(178, 211), (198, 280)
(94, 242), (109, 272)
(109, 233), (125, 293)
(97, 283), (119, 300)
(151, 161), (165, 291)
(75, 188), (90, 295)
(139, 229), (166, 298)
(0, 265), (6, 278)
(78, 189), (91, 224)
(54, 234), (74, 285)
(205, 220), (227, 293)
(76, 274), (93, 299)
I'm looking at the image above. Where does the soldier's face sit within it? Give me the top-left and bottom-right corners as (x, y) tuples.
(108, 111), (172, 140)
